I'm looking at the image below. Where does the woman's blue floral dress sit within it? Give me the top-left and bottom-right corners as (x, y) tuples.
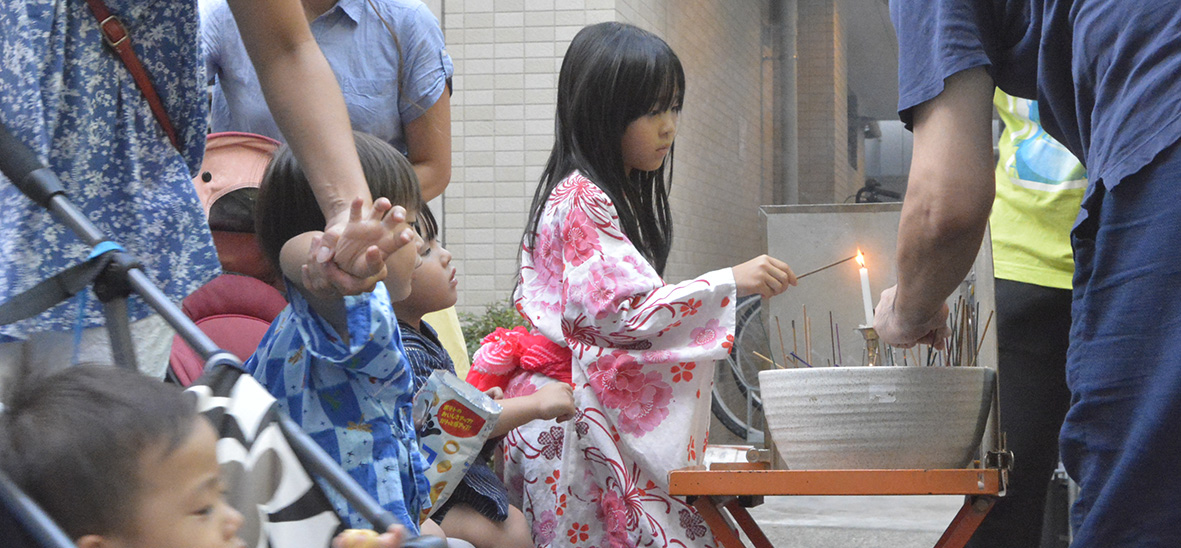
(0, 0), (218, 340)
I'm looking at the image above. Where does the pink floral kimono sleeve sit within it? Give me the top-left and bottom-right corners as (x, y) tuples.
(517, 172), (738, 364)
(508, 172), (734, 548)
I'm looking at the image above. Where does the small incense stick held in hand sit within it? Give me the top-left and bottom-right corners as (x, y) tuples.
(796, 254), (858, 279)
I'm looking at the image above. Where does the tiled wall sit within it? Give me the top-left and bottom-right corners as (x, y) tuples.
(439, 0), (774, 313)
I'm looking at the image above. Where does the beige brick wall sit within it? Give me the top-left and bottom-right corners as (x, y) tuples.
(795, 0), (864, 204)
(441, 0), (772, 314)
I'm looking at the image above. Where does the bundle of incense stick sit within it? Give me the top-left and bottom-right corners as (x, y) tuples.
(932, 295), (994, 367)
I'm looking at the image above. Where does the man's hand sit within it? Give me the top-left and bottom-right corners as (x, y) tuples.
(873, 285), (950, 350)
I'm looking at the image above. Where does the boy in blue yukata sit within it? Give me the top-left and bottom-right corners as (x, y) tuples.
(247, 131), (446, 540)
(392, 204), (574, 548)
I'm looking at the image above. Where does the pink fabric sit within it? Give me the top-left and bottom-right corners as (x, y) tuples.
(467, 326), (573, 392)
(169, 274), (287, 386)
(505, 172), (737, 548)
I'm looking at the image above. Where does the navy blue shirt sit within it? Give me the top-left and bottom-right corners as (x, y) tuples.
(892, 0), (1181, 189)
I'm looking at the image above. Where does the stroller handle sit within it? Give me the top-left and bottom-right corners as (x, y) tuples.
(403, 538), (448, 548)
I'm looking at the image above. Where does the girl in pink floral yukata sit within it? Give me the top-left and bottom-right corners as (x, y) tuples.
(495, 21), (797, 548)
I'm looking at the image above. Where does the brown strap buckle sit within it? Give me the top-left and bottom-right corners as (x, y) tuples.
(99, 15), (128, 49)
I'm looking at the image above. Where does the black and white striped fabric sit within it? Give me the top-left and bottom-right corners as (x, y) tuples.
(186, 364), (343, 548)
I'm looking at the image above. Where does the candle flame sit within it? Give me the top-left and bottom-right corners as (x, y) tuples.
(855, 249), (866, 268)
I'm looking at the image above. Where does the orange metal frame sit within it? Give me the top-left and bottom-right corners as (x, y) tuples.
(668, 465), (1004, 548)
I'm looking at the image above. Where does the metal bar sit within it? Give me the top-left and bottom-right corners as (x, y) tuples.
(0, 471), (76, 548)
(668, 468), (1003, 497)
(692, 497), (746, 548)
(933, 495), (996, 548)
(723, 499), (774, 548)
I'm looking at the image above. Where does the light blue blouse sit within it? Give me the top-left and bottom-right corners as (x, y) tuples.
(201, 0), (453, 155)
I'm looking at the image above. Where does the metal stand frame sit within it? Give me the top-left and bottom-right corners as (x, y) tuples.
(669, 465), (1006, 548)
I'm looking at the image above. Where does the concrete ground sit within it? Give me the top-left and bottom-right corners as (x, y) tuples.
(742, 494), (964, 547)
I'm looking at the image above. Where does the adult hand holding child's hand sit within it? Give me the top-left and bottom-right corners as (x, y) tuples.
(310, 198), (417, 295)
(733, 255), (797, 299)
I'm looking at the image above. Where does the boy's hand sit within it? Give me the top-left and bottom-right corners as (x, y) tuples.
(532, 382), (575, 422)
(319, 198), (417, 293)
(332, 525), (405, 548)
(733, 254), (797, 299)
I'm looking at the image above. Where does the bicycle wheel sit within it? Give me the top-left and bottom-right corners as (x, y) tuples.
(711, 295), (769, 443)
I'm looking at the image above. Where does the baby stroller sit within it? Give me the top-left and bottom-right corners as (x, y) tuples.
(0, 127), (444, 548)
(168, 132), (286, 385)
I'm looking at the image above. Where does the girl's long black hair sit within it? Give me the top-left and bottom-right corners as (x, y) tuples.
(523, 22), (685, 275)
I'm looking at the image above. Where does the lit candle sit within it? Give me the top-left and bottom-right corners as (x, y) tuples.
(855, 250), (873, 326)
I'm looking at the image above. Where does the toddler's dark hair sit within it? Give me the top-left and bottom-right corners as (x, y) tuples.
(416, 202), (438, 243)
(255, 131), (424, 273)
(0, 366), (198, 539)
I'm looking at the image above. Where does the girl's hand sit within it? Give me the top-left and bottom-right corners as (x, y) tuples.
(332, 525), (405, 548)
(319, 198), (417, 293)
(483, 387), (504, 401)
(733, 255), (797, 298)
(873, 285), (950, 350)
(532, 382), (575, 422)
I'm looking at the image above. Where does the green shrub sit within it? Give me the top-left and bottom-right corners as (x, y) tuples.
(458, 298), (530, 358)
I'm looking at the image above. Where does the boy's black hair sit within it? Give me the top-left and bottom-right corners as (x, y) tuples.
(0, 366), (197, 539)
(255, 131), (424, 273)
(415, 202), (438, 243)
(524, 22), (685, 275)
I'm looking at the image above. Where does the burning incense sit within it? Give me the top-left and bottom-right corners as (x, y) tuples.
(968, 310), (995, 368)
(796, 254), (858, 279)
(791, 319), (799, 366)
(829, 311), (837, 367)
(776, 316), (789, 367)
(803, 305), (811, 368)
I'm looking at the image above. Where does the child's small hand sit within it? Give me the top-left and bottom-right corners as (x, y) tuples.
(321, 198), (417, 293)
(733, 254), (797, 299)
(332, 525), (405, 548)
(532, 382), (575, 422)
(483, 386), (504, 400)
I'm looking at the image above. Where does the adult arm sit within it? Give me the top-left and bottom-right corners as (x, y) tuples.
(874, 67), (996, 347)
(405, 87), (452, 202)
(225, 0), (375, 261)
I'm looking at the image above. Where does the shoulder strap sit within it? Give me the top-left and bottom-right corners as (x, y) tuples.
(82, 0), (182, 151)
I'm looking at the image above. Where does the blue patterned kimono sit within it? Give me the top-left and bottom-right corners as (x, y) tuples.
(247, 281), (430, 533)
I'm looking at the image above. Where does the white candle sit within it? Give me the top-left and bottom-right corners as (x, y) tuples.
(860, 266), (874, 326)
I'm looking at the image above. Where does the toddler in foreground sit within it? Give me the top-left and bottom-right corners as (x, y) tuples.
(0, 366), (405, 548)
(393, 205), (575, 548)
